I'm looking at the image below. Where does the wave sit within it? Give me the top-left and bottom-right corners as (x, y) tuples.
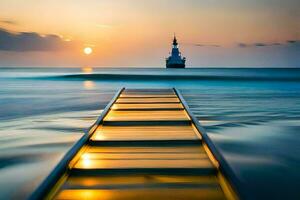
(40, 73), (300, 82)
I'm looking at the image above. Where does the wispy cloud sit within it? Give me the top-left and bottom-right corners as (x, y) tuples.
(0, 28), (74, 52)
(238, 43), (248, 48)
(0, 19), (17, 25)
(254, 43), (267, 47)
(183, 43), (221, 47)
(237, 40), (300, 48)
(287, 40), (299, 44)
(195, 44), (221, 47)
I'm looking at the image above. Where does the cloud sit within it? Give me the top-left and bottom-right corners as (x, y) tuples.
(194, 44), (221, 47)
(238, 43), (248, 48)
(237, 40), (300, 48)
(286, 40), (300, 51)
(254, 43), (267, 47)
(0, 20), (17, 25)
(287, 40), (299, 44)
(0, 28), (74, 52)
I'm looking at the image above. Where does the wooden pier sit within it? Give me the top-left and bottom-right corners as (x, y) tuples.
(31, 88), (243, 200)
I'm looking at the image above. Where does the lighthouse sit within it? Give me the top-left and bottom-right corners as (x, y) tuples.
(166, 35), (186, 68)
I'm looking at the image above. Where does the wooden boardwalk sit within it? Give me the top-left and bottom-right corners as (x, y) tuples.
(31, 88), (242, 200)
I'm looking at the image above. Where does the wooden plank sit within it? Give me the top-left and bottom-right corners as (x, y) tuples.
(104, 110), (190, 122)
(90, 125), (198, 141)
(120, 94), (177, 98)
(86, 146), (206, 153)
(73, 145), (214, 170)
(111, 103), (184, 110)
(56, 188), (225, 200)
(123, 89), (175, 94)
(78, 152), (209, 160)
(57, 174), (224, 199)
(89, 140), (201, 147)
(116, 98), (180, 104)
(63, 174), (220, 188)
(74, 158), (213, 170)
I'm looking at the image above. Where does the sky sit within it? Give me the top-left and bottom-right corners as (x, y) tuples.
(0, 0), (299, 67)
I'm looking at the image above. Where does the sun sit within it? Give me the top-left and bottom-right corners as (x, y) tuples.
(84, 47), (93, 55)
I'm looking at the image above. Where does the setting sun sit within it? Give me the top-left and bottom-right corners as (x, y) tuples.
(84, 47), (93, 55)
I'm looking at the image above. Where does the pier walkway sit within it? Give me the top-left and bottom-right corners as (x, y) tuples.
(31, 88), (242, 200)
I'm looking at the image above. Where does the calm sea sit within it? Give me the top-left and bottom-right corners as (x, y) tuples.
(0, 67), (300, 199)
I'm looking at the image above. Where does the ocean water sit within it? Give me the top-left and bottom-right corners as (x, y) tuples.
(0, 67), (300, 199)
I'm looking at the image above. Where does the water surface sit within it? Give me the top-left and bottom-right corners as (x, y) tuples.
(0, 67), (299, 199)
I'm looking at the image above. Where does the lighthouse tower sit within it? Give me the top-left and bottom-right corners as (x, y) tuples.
(166, 35), (186, 68)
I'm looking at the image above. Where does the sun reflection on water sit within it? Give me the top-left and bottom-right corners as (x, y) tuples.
(81, 66), (93, 73)
(83, 81), (95, 90)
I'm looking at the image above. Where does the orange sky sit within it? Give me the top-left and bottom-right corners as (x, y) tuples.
(0, 0), (299, 67)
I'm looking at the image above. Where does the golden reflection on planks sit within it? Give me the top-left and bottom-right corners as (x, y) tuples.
(57, 188), (225, 200)
(48, 88), (229, 200)
(73, 146), (214, 170)
(77, 152), (209, 160)
(119, 94), (177, 98)
(111, 103), (184, 110)
(104, 110), (190, 122)
(91, 125), (198, 141)
(65, 174), (219, 187)
(116, 98), (180, 103)
(86, 146), (206, 153)
(122, 89), (175, 95)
